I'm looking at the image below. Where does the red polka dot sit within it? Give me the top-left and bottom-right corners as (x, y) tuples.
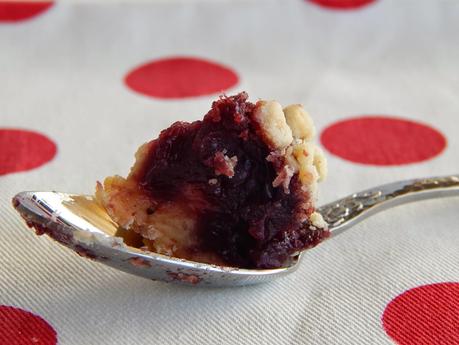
(382, 283), (459, 345)
(307, 0), (376, 9)
(0, 1), (53, 22)
(0, 129), (57, 175)
(0, 305), (57, 345)
(125, 56), (239, 99)
(320, 116), (446, 166)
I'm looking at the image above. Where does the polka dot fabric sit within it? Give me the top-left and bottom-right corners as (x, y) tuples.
(125, 57), (239, 99)
(0, 306), (57, 345)
(382, 283), (459, 345)
(320, 116), (446, 165)
(0, 1), (53, 22)
(307, 0), (376, 10)
(0, 129), (57, 175)
(0, 1), (458, 345)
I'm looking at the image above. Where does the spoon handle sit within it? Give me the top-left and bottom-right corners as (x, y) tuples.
(318, 175), (459, 237)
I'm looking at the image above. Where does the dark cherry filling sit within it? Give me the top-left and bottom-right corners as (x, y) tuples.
(137, 93), (328, 268)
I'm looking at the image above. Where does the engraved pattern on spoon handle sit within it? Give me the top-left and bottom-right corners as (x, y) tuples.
(318, 175), (459, 237)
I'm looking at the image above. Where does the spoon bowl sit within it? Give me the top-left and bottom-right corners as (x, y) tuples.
(12, 192), (300, 286)
(12, 175), (459, 287)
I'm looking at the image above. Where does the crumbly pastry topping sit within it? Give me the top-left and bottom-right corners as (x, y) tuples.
(96, 93), (329, 269)
(284, 104), (316, 141)
(310, 211), (327, 229)
(251, 99), (328, 228)
(252, 100), (293, 150)
(253, 100), (327, 206)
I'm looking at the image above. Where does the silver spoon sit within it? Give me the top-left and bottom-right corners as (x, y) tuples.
(12, 175), (459, 287)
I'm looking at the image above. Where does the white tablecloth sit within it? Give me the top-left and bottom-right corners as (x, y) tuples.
(1, 1), (458, 344)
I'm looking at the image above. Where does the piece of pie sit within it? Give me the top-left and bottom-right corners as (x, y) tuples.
(95, 92), (328, 269)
